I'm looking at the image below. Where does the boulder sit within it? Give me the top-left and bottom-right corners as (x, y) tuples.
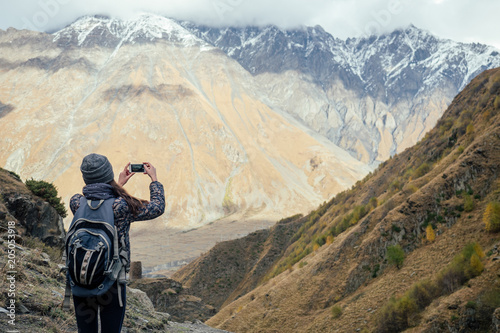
(127, 287), (156, 313)
(130, 278), (216, 322)
(4, 193), (65, 247)
(492, 308), (500, 332)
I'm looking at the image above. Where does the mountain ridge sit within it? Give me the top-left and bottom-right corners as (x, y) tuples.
(1, 14), (499, 272)
(23, 14), (500, 165)
(181, 19), (500, 163)
(0, 23), (370, 272)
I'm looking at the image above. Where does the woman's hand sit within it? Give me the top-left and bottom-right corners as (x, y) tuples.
(118, 162), (135, 187)
(143, 162), (158, 182)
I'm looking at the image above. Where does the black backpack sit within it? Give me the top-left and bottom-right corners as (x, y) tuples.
(62, 197), (128, 309)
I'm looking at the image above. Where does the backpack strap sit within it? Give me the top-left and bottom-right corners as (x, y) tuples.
(61, 232), (71, 310)
(87, 199), (105, 210)
(118, 283), (123, 307)
(63, 279), (72, 310)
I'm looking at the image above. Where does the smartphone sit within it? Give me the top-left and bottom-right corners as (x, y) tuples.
(129, 164), (145, 173)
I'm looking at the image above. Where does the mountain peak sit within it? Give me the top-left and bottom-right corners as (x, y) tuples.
(53, 13), (206, 47)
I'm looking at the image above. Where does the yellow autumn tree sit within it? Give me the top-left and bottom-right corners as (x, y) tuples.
(326, 235), (334, 245)
(473, 243), (485, 258)
(426, 224), (436, 242)
(484, 201), (500, 232)
(469, 253), (484, 276)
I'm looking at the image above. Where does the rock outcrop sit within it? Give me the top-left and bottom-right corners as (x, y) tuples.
(129, 278), (216, 322)
(0, 168), (65, 247)
(4, 193), (65, 247)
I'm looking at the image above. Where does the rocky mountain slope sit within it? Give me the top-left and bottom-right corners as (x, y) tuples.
(0, 14), (369, 235)
(174, 68), (500, 332)
(0, 167), (228, 332)
(183, 22), (500, 164)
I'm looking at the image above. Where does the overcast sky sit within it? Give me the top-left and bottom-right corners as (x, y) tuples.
(1, 0), (499, 48)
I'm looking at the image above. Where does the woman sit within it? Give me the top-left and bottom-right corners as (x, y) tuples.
(69, 153), (165, 333)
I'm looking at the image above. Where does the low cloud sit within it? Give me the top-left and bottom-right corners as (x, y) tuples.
(1, 0), (499, 48)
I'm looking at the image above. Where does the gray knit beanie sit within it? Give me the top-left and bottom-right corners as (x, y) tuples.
(80, 153), (114, 185)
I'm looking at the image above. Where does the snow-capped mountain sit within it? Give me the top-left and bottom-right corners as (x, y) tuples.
(181, 22), (500, 163)
(42, 15), (500, 164)
(53, 14), (208, 47)
(0, 14), (370, 238)
(1, 14), (499, 269)
(186, 23), (498, 93)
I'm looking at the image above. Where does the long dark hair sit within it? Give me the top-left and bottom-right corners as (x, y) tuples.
(109, 180), (148, 216)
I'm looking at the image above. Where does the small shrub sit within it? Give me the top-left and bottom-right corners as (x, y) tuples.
(376, 243), (485, 332)
(480, 285), (500, 310)
(331, 305), (342, 319)
(466, 124), (475, 136)
(408, 279), (437, 310)
(351, 205), (368, 224)
(469, 253), (484, 276)
(7, 170), (22, 181)
(426, 224), (436, 242)
(436, 242), (485, 293)
(405, 184), (418, 194)
(439, 119), (453, 135)
(387, 245), (405, 269)
(389, 179), (402, 192)
(479, 94), (489, 108)
(375, 295), (417, 332)
(466, 301), (477, 309)
(25, 179), (67, 218)
(463, 194), (475, 212)
(473, 243), (485, 258)
(326, 235), (334, 245)
(414, 163), (431, 179)
(484, 201), (500, 232)
(494, 96), (500, 109)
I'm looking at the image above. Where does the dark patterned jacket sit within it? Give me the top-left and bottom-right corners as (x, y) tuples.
(70, 181), (165, 266)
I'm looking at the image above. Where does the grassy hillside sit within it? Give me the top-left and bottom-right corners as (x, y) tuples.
(175, 67), (500, 332)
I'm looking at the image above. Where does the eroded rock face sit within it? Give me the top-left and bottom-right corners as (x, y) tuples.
(4, 193), (65, 247)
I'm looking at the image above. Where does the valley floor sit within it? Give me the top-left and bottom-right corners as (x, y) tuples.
(131, 212), (279, 276)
